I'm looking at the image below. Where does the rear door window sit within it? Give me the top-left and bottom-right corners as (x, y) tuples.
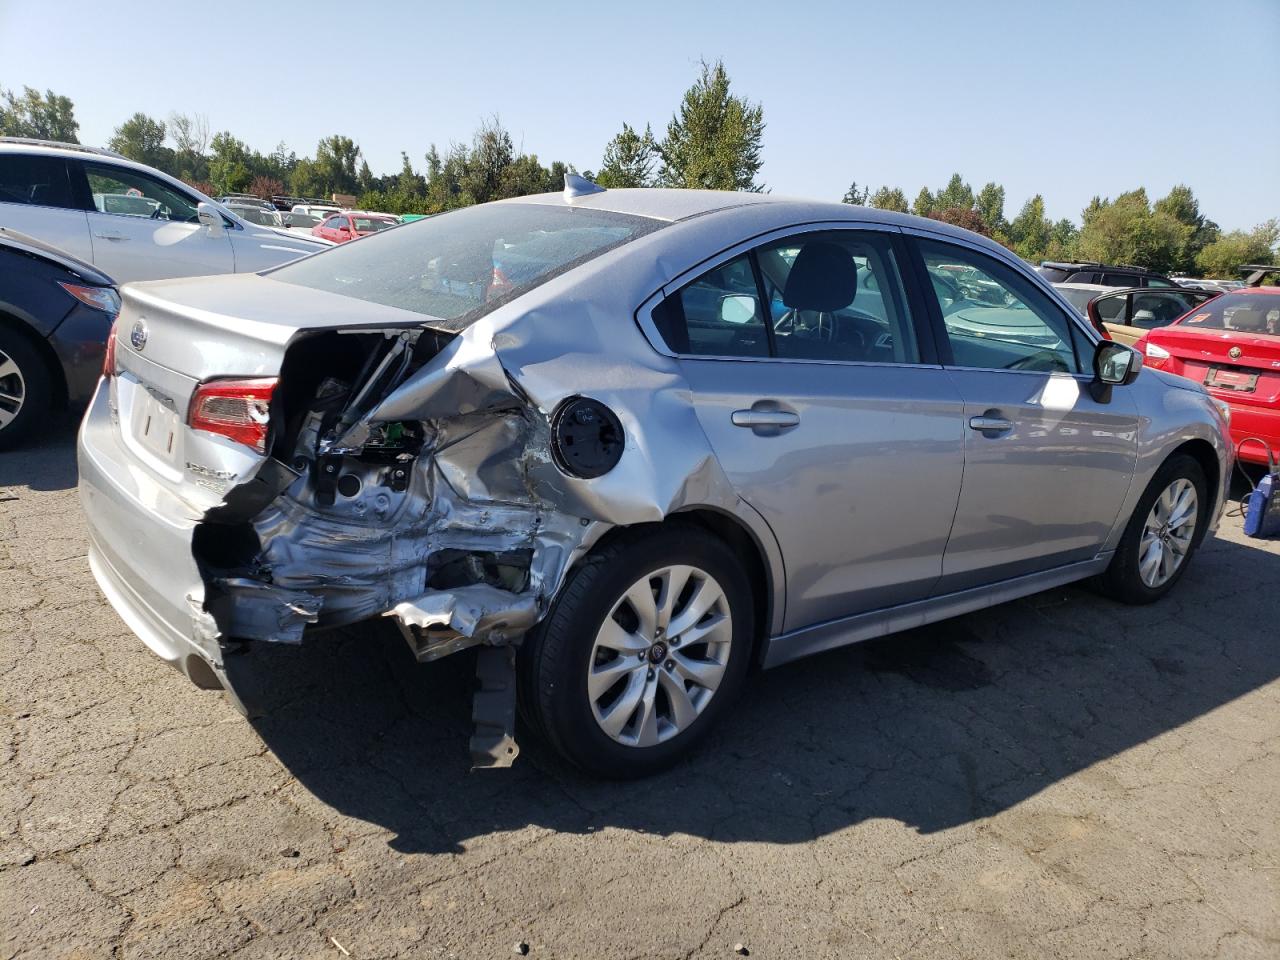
(652, 230), (920, 363)
(652, 253), (770, 357)
(0, 154), (77, 208)
(1100, 273), (1136, 287)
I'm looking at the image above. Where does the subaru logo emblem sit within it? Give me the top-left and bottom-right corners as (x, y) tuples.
(129, 320), (148, 351)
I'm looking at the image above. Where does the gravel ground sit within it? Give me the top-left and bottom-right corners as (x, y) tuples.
(1, 417), (1277, 959)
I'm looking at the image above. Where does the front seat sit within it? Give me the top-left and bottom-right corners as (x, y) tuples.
(1229, 308), (1265, 332)
(776, 242), (859, 358)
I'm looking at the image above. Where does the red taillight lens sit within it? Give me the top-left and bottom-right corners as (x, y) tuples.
(188, 378), (277, 453)
(102, 319), (118, 377)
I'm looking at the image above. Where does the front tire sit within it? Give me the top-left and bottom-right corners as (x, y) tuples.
(1097, 454), (1208, 604)
(518, 524), (754, 778)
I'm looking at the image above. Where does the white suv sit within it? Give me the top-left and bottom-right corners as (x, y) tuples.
(0, 139), (331, 284)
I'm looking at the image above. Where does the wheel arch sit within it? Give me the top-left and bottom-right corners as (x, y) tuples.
(0, 309), (68, 409)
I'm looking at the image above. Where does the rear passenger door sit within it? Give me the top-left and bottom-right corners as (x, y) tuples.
(645, 227), (967, 632)
(0, 153), (94, 262)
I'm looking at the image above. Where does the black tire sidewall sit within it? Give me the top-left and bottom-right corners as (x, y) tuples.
(1106, 454), (1209, 603)
(0, 328), (52, 450)
(523, 525), (754, 778)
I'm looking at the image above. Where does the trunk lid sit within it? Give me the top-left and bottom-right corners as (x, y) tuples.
(1150, 325), (1280, 407)
(109, 273), (442, 507)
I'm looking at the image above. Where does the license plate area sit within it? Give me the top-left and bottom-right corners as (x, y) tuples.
(1205, 366), (1258, 392)
(119, 375), (184, 479)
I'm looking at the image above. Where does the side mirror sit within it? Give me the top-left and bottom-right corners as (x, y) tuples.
(719, 294), (757, 325)
(196, 202), (224, 237)
(1090, 340), (1142, 401)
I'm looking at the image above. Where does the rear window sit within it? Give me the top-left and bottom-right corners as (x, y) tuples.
(0, 154), (75, 208)
(270, 202), (663, 328)
(353, 216), (395, 232)
(1180, 293), (1280, 338)
(1036, 265), (1071, 283)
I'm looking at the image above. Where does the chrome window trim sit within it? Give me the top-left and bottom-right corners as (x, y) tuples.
(635, 219), (938, 368)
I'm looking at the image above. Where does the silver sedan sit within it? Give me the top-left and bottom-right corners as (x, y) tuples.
(78, 179), (1232, 777)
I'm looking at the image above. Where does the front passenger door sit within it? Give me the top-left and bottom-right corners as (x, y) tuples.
(78, 161), (234, 282)
(912, 236), (1139, 590)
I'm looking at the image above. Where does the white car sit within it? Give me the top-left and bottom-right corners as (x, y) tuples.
(0, 138), (331, 284)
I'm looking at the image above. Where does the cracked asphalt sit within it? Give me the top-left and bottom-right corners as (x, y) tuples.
(1, 417), (1277, 959)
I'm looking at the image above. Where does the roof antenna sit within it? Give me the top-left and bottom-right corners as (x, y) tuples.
(564, 173), (605, 202)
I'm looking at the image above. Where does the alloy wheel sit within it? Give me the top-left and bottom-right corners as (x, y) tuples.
(1138, 478), (1198, 588)
(0, 348), (26, 431)
(587, 564), (733, 748)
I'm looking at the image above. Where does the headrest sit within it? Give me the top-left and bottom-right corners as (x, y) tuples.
(782, 242), (858, 312)
(1231, 308), (1265, 331)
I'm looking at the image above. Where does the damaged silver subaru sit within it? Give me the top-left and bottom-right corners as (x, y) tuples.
(78, 178), (1231, 777)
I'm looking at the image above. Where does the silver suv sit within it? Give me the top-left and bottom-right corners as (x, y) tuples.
(78, 182), (1232, 777)
(0, 138), (328, 283)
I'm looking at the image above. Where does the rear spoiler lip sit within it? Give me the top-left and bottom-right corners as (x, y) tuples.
(1239, 264), (1280, 287)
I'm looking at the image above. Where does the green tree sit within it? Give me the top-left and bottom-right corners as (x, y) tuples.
(1195, 220), (1279, 278)
(596, 122), (658, 188)
(168, 112), (210, 182)
(314, 135), (361, 195)
(841, 181), (870, 205)
(935, 173), (974, 211)
(1154, 184), (1218, 273)
(975, 182), (1006, 234)
(207, 131), (253, 194)
(108, 113), (172, 171)
(1008, 195), (1054, 262)
(1074, 188), (1191, 274)
(911, 187), (935, 217)
(658, 59), (765, 191)
(868, 186), (909, 213)
(0, 85), (79, 141)
(1047, 218), (1078, 261)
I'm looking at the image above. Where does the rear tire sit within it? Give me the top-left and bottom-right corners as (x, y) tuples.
(0, 328), (51, 451)
(518, 523), (753, 778)
(1096, 454), (1208, 604)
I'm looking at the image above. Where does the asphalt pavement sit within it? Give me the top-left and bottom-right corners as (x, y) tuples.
(1, 415), (1277, 959)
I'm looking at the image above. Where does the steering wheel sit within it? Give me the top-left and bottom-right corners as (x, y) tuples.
(1008, 351), (1067, 373)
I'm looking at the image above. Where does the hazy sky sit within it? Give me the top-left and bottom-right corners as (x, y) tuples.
(2, 0), (1277, 230)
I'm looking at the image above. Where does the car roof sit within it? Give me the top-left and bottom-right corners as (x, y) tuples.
(0, 225), (114, 284)
(1053, 282), (1111, 292)
(500, 187), (1006, 248)
(1225, 285), (1280, 296)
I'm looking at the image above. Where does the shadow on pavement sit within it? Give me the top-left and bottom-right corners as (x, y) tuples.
(243, 530), (1280, 854)
(0, 412), (80, 492)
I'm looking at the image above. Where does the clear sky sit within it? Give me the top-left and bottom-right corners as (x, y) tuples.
(2, 0), (1277, 230)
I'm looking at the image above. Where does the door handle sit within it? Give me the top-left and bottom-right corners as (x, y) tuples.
(732, 409), (800, 429)
(93, 231), (127, 241)
(969, 415), (1013, 434)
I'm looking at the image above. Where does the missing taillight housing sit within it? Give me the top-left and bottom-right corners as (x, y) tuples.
(189, 378), (278, 453)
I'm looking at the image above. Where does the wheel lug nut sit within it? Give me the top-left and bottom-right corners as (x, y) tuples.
(671, 637), (680, 646)
(638, 653), (646, 661)
(646, 669), (654, 680)
(665, 660), (674, 670)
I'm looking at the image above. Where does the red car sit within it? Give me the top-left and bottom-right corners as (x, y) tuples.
(1135, 285), (1280, 465)
(311, 212), (398, 243)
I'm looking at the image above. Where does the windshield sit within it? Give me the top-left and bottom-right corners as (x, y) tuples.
(270, 202), (663, 328)
(1057, 287), (1100, 315)
(233, 206), (282, 227)
(1180, 293), (1280, 338)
